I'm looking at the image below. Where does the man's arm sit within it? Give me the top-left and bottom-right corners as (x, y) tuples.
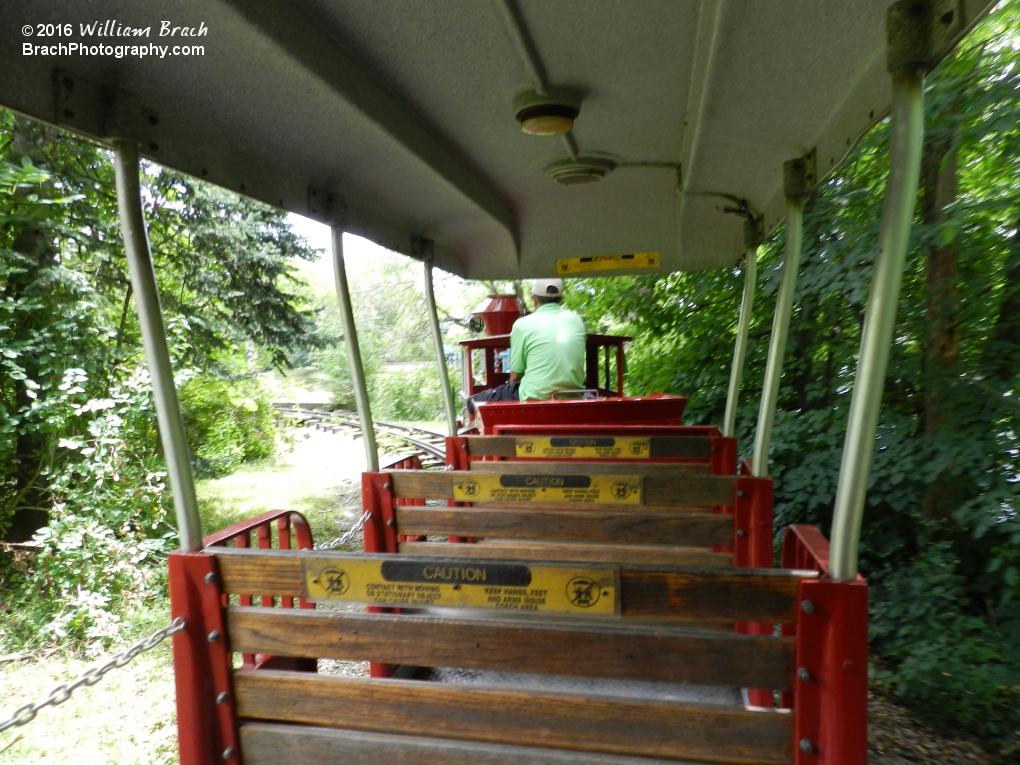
(509, 323), (526, 383)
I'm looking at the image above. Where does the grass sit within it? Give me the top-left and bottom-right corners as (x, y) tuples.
(197, 426), (367, 543)
(0, 602), (177, 764)
(0, 426), (365, 764)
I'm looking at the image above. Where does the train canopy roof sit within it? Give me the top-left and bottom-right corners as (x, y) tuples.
(1, 0), (994, 279)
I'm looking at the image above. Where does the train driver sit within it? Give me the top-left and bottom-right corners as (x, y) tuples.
(467, 278), (586, 418)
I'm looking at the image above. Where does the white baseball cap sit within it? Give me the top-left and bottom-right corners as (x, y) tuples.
(532, 278), (563, 297)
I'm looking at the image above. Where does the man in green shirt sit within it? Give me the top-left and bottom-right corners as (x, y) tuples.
(467, 278), (586, 415)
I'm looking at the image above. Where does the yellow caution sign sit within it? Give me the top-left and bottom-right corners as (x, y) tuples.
(515, 436), (651, 460)
(556, 252), (659, 275)
(303, 557), (619, 615)
(452, 473), (641, 504)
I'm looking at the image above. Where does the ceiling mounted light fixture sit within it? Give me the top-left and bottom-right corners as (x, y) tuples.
(544, 157), (616, 185)
(513, 87), (581, 136)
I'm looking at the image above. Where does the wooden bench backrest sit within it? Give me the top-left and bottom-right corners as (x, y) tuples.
(364, 468), (773, 570)
(448, 432), (737, 477)
(205, 547), (808, 765)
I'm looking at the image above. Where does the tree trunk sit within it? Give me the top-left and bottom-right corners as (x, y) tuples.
(919, 125), (960, 523)
(982, 214), (1020, 381)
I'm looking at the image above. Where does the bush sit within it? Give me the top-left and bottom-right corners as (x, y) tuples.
(1, 369), (174, 650)
(179, 374), (276, 477)
(870, 542), (1020, 758)
(370, 364), (455, 422)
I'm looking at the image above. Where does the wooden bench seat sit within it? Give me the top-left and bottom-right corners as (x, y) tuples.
(208, 548), (807, 765)
(168, 522), (867, 765)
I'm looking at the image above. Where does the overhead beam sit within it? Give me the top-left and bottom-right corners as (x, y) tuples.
(220, 0), (517, 246)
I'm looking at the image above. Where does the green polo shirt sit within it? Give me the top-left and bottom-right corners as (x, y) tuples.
(510, 303), (586, 401)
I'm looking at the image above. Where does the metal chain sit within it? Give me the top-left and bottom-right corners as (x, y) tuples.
(314, 510), (372, 551)
(0, 617), (185, 734)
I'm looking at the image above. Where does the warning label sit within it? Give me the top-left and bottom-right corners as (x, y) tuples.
(556, 252), (659, 275)
(515, 436), (651, 459)
(303, 557), (619, 615)
(453, 473), (642, 504)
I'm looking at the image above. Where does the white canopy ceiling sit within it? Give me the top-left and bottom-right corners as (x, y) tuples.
(0, 0), (994, 278)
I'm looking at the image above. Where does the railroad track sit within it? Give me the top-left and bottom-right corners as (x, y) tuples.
(273, 405), (447, 467)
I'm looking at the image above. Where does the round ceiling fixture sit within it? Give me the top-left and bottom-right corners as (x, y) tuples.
(544, 157), (616, 185)
(513, 88), (581, 136)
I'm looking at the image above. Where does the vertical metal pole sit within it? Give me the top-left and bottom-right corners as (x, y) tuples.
(752, 188), (804, 477)
(113, 141), (202, 552)
(830, 68), (924, 582)
(423, 257), (458, 436)
(723, 235), (759, 438)
(330, 226), (379, 472)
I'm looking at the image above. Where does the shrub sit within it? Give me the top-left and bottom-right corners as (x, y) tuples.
(370, 364), (455, 422)
(869, 542), (1020, 758)
(179, 374), (276, 477)
(2, 369), (174, 650)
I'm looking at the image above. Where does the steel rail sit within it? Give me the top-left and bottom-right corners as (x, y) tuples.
(114, 141), (202, 552)
(275, 406), (447, 463)
(830, 67), (925, 582)
(752, 194), (804, 478)
(723, 242), (758, 438)
(330, 226), (380, 472)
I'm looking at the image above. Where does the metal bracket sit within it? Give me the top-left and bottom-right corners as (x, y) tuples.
(887, 0), (965, 72)
(411, 236), (435, 263)
(53, 70), (159, 150)
(743, 216), (764, 249)
(783, 149), (817, 199)
(307, 187), (345, 226)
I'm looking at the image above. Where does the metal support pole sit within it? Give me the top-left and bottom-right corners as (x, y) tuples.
(423, 257), (458, 436)
(752, 175), (806, 477)
(113, 141), (202, 552)
(723, 225), (760, 438)
(830, 67), (924, 582)
(330, 226), (379, 472)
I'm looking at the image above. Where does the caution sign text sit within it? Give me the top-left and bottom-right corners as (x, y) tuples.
(515, 436), (650, 460)
(556, 252), (659, 275)
(453, 473), (642, 504)
(303, 557), (619, 615)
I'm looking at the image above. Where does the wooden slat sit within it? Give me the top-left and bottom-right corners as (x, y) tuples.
(390, 471), (736, 506)
(227, 607), (794, 689)
(234, 670), (793, 765)
(240, 723), (688, 765)
(212, 549), (812, 623)
(470, 461), (707, 476)
(465, 435), (713, 460)
(395, 507), (733, 546)
(399, 540), (733, 567)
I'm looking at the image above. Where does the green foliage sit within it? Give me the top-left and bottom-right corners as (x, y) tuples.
(371, 364), (457, 422)
(304, 246), (463, 421)
(1, 370), (173, 649)
(179, 374), (277, 478)
(0, 108), (317, 649)
(870, 543), (1020, 751)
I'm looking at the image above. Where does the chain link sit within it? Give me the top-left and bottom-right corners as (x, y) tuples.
(314, 510), (372, 551)
(0, 617), (185, 734)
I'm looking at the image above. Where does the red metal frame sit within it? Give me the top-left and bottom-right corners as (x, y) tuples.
(202, 510), (315, 670)
(474, 394), (687, 434)
(169, 552), (239, 765)
(362, 471), (399, 678)
(782, 525), (868, 765)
